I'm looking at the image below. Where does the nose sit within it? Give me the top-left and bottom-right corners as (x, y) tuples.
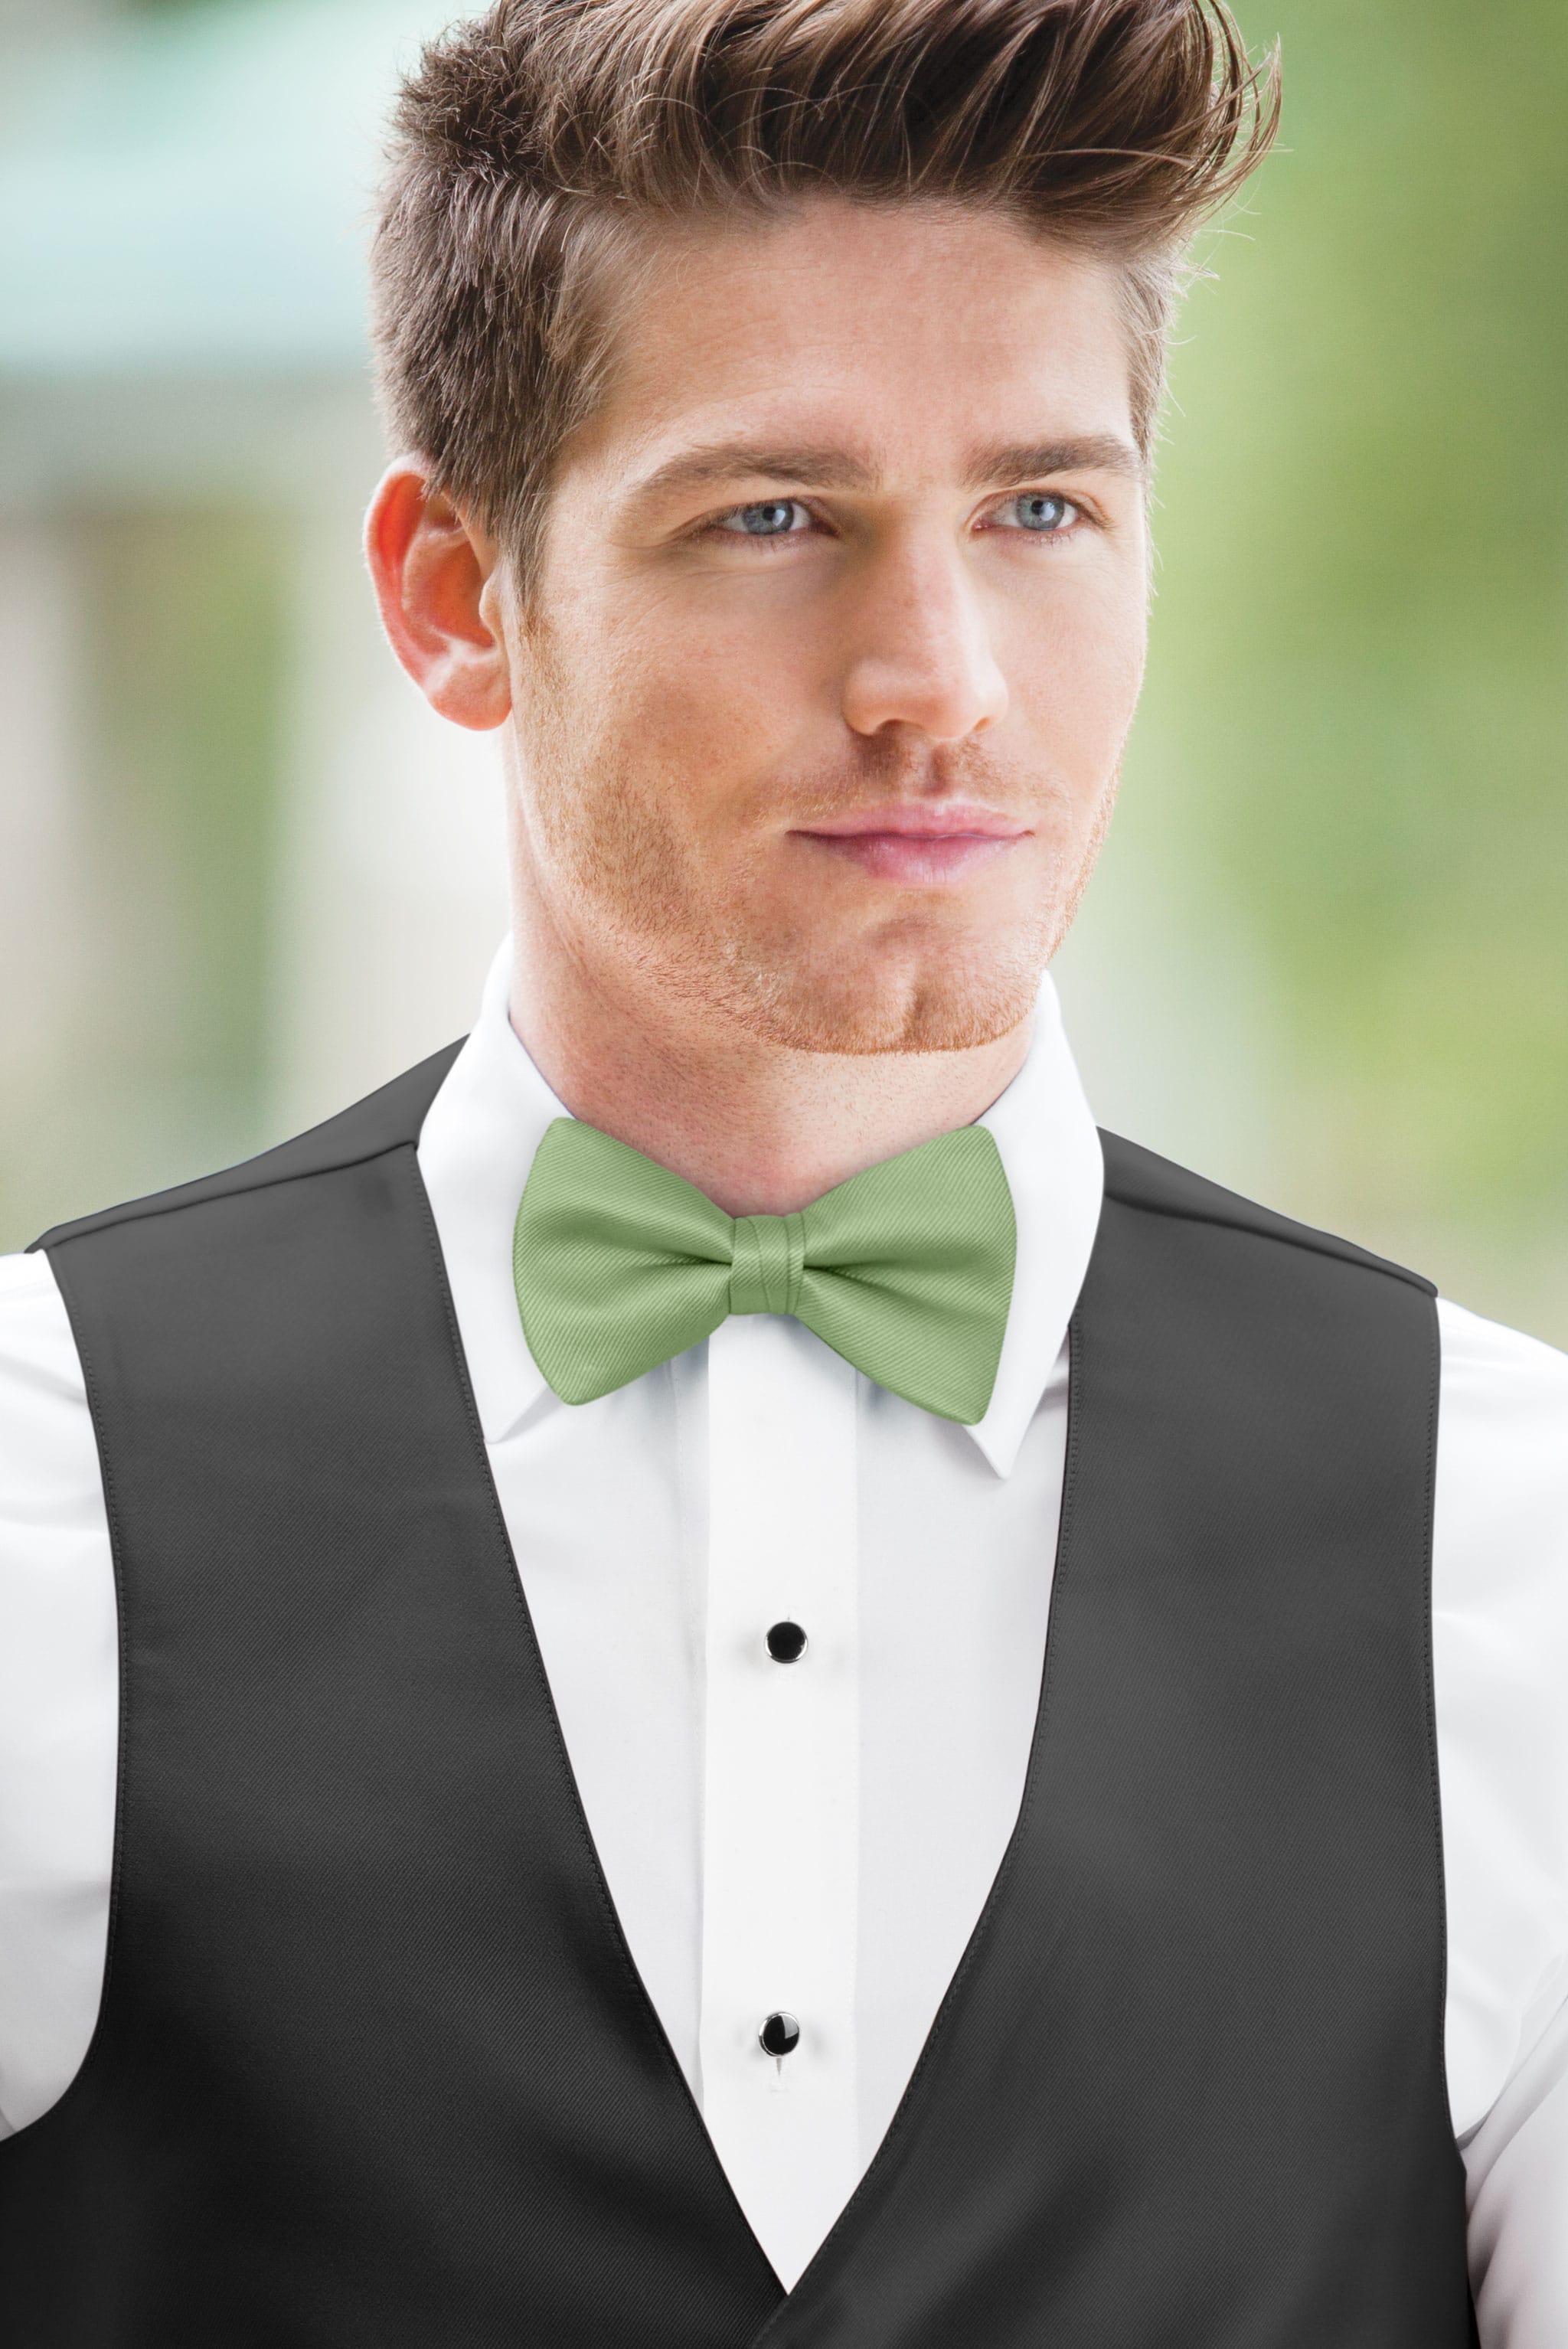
(838, 531), (1009, 743)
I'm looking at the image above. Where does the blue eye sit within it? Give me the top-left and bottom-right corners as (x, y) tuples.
(717, 500), (805, 537)
(1004, 493), (1076, 534)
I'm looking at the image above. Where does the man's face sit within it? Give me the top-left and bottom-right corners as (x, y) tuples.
(501, 197), (1150, 1054)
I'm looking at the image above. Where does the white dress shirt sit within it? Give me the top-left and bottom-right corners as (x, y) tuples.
(1, 939), (1566, 2334)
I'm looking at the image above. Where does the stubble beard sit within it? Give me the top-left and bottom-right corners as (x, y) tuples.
(516, 655), (1121, 1059)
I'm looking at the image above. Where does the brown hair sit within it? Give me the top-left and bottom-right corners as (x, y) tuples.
(371, 0), (1279, 593)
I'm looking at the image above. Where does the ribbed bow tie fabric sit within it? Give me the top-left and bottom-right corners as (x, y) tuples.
(512, 1116), (1018, 1424)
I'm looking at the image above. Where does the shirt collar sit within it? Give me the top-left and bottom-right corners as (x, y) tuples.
(416, 936), (1104, 1477)
(416, 937), (565, 1446)
(969, 978), (1104, 1475)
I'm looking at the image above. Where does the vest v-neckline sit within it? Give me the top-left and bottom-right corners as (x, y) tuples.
(414, 1141), (1069, 2328)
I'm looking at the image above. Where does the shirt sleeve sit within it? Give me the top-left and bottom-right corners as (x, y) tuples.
(0, 1247), (116, 2137)
(1465, 1960), (1568, 2348)
(1434, 1298), (1568, 2345)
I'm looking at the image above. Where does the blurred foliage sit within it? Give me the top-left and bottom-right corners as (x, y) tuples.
(79, 512), (286, 1179)
(1143, 0), (1567, 1263)
(0, 511), (289, 1248)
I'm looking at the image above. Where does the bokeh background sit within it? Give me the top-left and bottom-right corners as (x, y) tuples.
(2, 0), (1565, 1343)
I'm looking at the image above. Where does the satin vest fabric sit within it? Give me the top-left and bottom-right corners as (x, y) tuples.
(0, 1048), (1478, 2346)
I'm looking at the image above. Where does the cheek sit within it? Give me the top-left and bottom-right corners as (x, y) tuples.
(608, 617), (816, 822)
(522, 629), (785, 914)
(1017, 567), (1147, 771)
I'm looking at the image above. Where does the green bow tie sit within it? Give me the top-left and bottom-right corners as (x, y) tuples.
(512, 1117), (1017, 1424)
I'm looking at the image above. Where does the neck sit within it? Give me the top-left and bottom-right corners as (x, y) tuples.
(506, 910), (1033, 1220)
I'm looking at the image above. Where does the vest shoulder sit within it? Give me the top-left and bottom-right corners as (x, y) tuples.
(1098, 1130), (1436, 1298)
(31, 1043), (464, 1254)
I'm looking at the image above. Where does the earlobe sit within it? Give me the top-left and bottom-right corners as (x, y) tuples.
(364, 460), (513, 733)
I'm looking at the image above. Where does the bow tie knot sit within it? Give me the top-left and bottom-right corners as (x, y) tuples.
(512, 1116), (1017, 1424)
(729, 1211), (808, 1318)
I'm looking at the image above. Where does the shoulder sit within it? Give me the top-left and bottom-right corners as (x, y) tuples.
(32, 1044), (463, 1258)
(1435, 1296), (1568, 1571)
(0, 1247), (87, 1402)
(0, 1247), (100, 1529)
(1437, 1292), (1568, 1415)
(1434, 1297), (1568, 1617)
(1098, 1130), (1435, 1295)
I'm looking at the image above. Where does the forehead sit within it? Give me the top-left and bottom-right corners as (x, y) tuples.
(571, 196), (1137, 485)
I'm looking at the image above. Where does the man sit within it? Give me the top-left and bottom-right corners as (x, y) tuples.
(0, 0), (1563, 2339)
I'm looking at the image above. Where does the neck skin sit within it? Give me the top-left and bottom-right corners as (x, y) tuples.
(507, 871), (1033, 1220)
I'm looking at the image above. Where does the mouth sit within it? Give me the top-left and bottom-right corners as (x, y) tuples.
(790, 802), (1031, 885)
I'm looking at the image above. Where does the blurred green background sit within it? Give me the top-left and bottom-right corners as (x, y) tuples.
(1, 0), (1565, 1343)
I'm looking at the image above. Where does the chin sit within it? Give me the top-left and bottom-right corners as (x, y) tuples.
(715, 940), (1047, 1057)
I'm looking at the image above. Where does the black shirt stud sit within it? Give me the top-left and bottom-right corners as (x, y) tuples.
(759, 2011), (801, 2070)
(765, 1620), (808, 1664)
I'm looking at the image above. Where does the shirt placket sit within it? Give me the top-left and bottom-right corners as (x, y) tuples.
(697, 1312), (861, 2289)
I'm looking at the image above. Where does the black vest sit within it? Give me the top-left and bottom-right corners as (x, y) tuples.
(0, 1049), (1477, 2346)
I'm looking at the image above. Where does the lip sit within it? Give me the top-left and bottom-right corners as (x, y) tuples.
(794, 802), (1028, 841)
(791, 802), (1030, 884)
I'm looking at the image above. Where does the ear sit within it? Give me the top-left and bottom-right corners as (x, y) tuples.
(364, 461), (511, 731)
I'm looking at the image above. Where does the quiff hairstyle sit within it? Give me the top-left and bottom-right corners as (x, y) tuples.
(372, 0), (1279, 595)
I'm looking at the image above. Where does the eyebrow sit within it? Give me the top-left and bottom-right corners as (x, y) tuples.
(975, 437), (1145, 486)
(630, 433), (1145, 503)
